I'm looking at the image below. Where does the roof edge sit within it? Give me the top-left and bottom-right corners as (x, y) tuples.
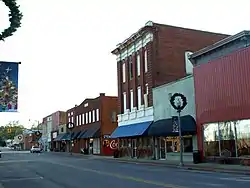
(189, 30), (250, 59)
(111, 21), (154, 55)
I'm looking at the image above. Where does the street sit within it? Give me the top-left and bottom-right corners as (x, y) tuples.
(0, 148), (250, 188)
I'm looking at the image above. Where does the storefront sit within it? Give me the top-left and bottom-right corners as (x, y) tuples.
(190, 31), (250, 163)
(203, 120), (250, 158)
(110, 121), (153, 158)
(151, 75), (197, 162)
(76, 124), (101, 154)
(148, 115), (196, 161)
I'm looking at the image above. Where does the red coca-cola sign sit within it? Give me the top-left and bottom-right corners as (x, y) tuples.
(102, 139), (118, 156)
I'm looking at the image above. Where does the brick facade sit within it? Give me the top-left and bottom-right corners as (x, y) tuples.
(66, 93), (118, 154)
(113, 22), (229, 114)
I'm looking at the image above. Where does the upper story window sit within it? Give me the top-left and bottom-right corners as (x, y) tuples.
(129, 57), (133, 80)
(76, 115), (79, 126)
(89, 111), (92, 123)
(71, 116), (74, 123)
(68, 117), (70, 123)
(122, 62), (126, 83)
(111, 111), (117, 123)
(144, 50), (148, 72)
(82, 113), (85, 124)
(145, 83), (149, 95)
(71, 112), (73, 115)
(92, 110), (95, 122)
(130, 89), (134, 109)
(85, 113), (88, 124)
(96, 109), (100, 121)
(123, 92), (127, 112)
(137, 86), (142, 108)
(79, 114), (82, 125)
(137, 53), (140, 76)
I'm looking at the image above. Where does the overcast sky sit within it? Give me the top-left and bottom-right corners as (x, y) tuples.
(0, 0), (248, 127)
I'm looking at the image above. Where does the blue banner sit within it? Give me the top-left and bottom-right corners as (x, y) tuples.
(0, 61), (19, 112)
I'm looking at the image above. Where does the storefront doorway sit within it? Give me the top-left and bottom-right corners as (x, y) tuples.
(132, 138), (137, 158)
(159, 137), (166, 159)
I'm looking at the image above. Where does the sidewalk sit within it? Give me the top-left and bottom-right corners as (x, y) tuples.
(51, 152), (250, 175)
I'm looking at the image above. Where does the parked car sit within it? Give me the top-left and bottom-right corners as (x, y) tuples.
(30, 146), (41, 153)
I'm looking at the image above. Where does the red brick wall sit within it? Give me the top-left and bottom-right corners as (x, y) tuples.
(66, 94), (118, 154)
(116, 24), (229, 114)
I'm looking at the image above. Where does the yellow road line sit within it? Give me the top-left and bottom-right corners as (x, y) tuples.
(49, 161), (188, 188)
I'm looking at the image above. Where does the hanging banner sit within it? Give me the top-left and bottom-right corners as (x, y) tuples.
(0, 61), (20, 112)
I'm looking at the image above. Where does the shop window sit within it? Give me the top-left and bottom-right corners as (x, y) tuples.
(203, 120), (250, 158)
(183, 136), (193, 152)
(165, 136), (193, 153)
(203, 123), (220, 156)
(111, 111), (117, 123)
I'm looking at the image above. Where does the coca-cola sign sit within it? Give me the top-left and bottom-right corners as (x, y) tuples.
(109, 140), (118, 150)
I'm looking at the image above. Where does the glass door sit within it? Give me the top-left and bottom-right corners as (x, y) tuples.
(160, 137), (166, 159)
(132, 138), (137, 158)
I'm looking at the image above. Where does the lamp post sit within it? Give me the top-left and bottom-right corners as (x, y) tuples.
(170, 93), (187, 167)
(67, 122), (75, 155)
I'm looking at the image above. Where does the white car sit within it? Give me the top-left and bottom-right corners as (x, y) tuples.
(30, 146), (41, 153)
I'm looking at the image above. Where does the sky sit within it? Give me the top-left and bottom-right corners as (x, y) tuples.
(0, 0), (249, 127)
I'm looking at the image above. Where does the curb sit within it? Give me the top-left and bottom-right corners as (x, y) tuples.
(49, 152), (250, 175)
(95, 158), (250, 175)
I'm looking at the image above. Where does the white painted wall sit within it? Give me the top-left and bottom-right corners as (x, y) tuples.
(153, 75), (196, 121)
(153, 75), (197, 150)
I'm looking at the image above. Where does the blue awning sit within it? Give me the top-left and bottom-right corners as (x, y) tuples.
(54, 133), (67, 141)
(110, 121), (152, 138)
(81, 124), (100, 138)
(72, 131), (81, 139)
(78, 130), (87, 139)
(147, 115), (196, 136)
(61, 133), (71, 141)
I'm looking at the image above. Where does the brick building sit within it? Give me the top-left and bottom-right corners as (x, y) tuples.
(55, 93), (118, 155)
(23, 130), (41, 150)
(42, 111), (66, 151)
(110, 21), (229, 158)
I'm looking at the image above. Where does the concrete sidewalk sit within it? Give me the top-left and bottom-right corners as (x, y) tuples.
(50, 152), (250, 175)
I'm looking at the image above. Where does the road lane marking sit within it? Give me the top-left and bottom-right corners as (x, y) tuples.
(47, 161), (188, 188)
(0, 160), (35, 164)
(220, 177), (250, 182)
(0, 177), (43, 182)
(195, 182), (225, 187)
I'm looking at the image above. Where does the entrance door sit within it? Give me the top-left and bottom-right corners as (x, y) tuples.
(132, 139), (137, 158)
(160, 137), (166, 159)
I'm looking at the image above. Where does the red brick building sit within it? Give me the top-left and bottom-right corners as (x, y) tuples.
(61, 93), (118, 155)
(110, 21), (229, 158)
(190, 31), (250, 164)
(23, 130), (41, 150)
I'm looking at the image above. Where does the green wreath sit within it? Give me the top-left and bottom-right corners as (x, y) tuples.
(0, 0), (23, 41)
(170, 93), (187, 112)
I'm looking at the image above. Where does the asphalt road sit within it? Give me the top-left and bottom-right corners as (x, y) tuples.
(0, 147), (250, 188)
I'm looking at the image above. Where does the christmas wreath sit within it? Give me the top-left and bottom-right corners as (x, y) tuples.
(170, 93), (187, 112)
(0, 0), (23, 41)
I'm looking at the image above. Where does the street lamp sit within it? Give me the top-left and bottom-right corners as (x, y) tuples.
(67, 122), (75, 155)
(170, 93), (187, 167)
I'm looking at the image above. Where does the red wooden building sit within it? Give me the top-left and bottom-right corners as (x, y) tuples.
(190, 31), (250, 162)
